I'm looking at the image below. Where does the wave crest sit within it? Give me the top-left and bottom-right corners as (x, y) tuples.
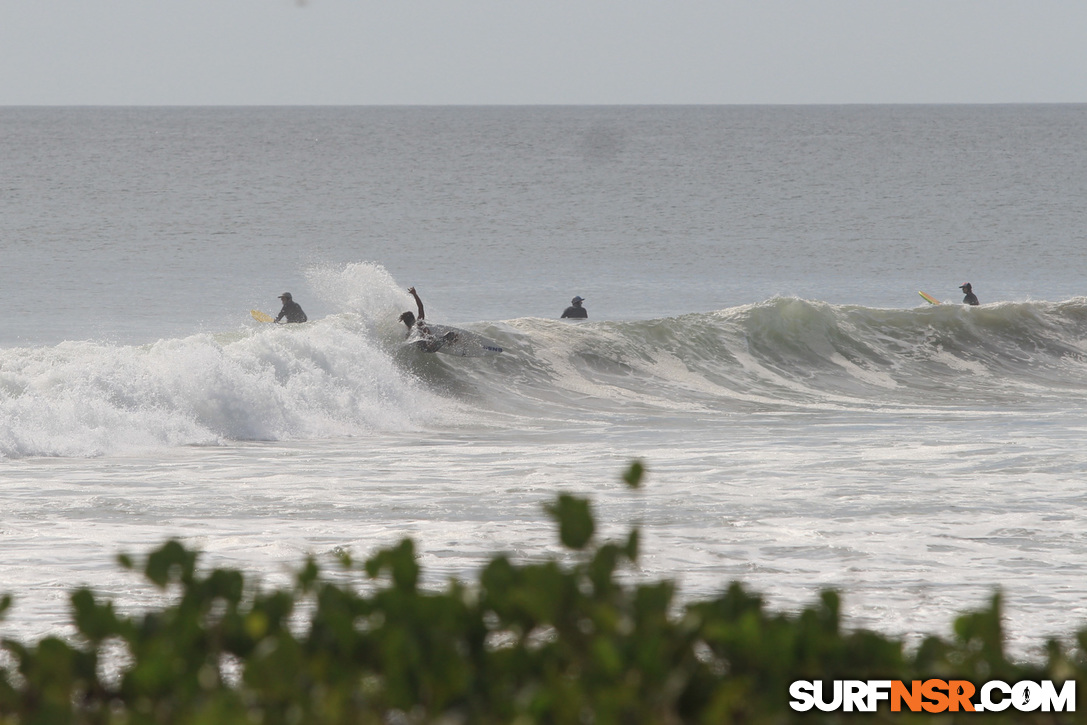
(6, 279), (1087, 458)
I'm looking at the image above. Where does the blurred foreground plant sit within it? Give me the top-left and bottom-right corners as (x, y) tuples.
(0, 461), (1083, 723)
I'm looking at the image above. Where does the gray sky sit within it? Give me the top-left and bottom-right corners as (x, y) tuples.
(3, 0), (1086, 105)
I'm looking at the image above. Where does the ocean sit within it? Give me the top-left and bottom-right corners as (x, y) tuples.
(3, 105), (1087, 656)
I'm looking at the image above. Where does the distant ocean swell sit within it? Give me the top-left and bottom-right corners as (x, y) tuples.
(4, 292), (1087, 460)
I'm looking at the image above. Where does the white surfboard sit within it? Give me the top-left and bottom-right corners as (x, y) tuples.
(404, 323), (502, 357)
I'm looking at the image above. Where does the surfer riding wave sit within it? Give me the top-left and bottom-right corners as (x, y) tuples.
(399, 287), (458, 352)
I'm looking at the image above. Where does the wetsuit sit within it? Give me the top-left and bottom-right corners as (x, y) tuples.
(963, 292), (979, 306)
(275, 301), (308, 323)
(561, 305), (588, 319)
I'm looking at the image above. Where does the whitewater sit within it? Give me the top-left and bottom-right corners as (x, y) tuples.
(3, 105), (1087, 658)
(9, 273), (1087, 458)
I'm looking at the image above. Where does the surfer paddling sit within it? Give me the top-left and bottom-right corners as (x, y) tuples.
(399, 286), (457, 352)
(959, 282), (979, 306)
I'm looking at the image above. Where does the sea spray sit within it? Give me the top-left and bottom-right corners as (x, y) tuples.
(0, 318), (449, 459)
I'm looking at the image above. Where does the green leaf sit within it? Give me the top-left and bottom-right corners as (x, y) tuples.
(71, 588), (122, 642)
(624, 529), (640, 562)
(621, 460), (646, 489)
(546, 494), (595, 550)
(144, 539), (198, 588)
(365, 539), (419, 592)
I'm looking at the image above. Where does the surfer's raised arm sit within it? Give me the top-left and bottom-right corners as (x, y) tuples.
(408, 287), (425, 320)
(399, 286), (427, 332)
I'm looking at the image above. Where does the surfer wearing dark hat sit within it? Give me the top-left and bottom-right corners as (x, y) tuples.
(959, 283), (979, 306)
(561, 295), (588, 319)
(274, 292), (308, 323)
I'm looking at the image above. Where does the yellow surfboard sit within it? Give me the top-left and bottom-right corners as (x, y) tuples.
(918, 291), (940, 306)
(250, 309), (275, 323)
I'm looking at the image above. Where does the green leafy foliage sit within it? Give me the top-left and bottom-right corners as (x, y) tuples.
(622, 460), (646, 489)
(0, 463), (1083, 723)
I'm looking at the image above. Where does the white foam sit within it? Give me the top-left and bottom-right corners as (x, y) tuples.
(0, 315), (449, 459)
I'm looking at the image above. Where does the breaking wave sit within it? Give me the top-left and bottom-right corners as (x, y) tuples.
(5, 262), (1087, 458)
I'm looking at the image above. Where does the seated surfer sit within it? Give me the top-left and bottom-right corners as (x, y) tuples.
(399, 286), (457, 351)
(561, 295), (588, 319)
(959, 282), (979, 306)
(274, 292), (307, 323)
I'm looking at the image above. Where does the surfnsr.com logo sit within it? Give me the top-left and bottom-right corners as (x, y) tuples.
(789, 679), (1075, 713)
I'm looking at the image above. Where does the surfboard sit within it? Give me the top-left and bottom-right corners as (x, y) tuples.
(918, 291), (940, 306)
(404, 323), (502, 357)
(251, 309), (275, 323)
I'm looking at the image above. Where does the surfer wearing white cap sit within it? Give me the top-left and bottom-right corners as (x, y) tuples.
(561, 295), (588, 319)
(959, 283), (979, 306)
